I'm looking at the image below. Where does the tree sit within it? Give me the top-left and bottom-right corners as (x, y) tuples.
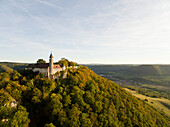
(68, 104), (82, 127)
(58, 59), (69, 67)
(37, 59), (46, 64)
(80, 113), (92, 127)
(10, 106), (30, 127)
(69, 61), (78, 66)
(44, 123), (56, 127)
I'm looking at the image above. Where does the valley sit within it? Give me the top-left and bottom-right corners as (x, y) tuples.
(124, 88), (170, 117)
(87, 64), (170, 117)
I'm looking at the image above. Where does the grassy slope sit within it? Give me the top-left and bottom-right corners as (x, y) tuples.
(124, 88), (170, 117)
(0, 62), (28, 72)
(0, 64), (13, 72)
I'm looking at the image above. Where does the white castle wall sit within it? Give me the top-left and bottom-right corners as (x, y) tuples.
(53, 68), (63, 74)
(33, 68), (49, 76)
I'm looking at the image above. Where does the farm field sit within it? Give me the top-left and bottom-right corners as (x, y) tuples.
(124, 88), (170, 117)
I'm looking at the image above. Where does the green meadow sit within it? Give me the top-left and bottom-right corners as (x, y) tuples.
(124, 88), (170, 117)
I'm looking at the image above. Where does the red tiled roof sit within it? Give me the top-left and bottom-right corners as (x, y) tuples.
(53, 64), (62, 69)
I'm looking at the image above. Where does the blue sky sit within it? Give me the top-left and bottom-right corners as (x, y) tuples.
(0, 0), (170, 64)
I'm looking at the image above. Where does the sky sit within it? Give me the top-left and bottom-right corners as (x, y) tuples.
(0, 0), (170, 64)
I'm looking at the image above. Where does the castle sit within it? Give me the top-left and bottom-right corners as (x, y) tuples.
(27, 53), (66, 79)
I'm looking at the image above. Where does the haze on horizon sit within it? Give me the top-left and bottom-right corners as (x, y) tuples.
(0, 0), (170, 64)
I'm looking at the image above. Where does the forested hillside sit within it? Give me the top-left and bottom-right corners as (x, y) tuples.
(0, 66), (169, 127)
(0, 62), (27, 72)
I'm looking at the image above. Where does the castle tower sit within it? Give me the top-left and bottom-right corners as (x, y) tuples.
(49, 53), (54, 79)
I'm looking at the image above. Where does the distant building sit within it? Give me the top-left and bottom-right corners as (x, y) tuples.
(27, 53), (66, 79)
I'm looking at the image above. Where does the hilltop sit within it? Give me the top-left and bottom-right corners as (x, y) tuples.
(0, 65), (169, 126)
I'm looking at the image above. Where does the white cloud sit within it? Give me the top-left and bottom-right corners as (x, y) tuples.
(35, 0), (63, 9)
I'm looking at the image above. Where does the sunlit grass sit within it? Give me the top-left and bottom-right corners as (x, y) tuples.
(124, 88), (170, 117)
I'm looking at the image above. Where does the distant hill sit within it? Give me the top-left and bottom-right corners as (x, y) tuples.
(0, 62), (28, 72)
(87, 64), (170, 86)
(131, 65), (163, 76)
(86, 65), (135, 74)
(0, 64), (13, 72)
(87, 64), (170, 76)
